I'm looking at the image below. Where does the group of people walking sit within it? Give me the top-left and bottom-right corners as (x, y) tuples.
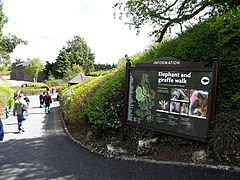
(11, 89), (52, 133)
(0, 91), (29, 139)
(39, 90), (52, 114)
(0, 87), (54, 141)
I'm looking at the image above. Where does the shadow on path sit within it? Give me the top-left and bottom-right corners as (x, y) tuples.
(0, 95), (239, 179)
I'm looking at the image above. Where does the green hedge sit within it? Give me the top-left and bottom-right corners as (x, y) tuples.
(84, 69), (125, 129)
(64, 7), (240, 129)
(208, 110), (240, 165)
(59, 69), (118, 124)
(0, 85), (14, 115)
(85, 8), (240, 163)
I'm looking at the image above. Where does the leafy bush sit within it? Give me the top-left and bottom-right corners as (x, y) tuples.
(208, 111), (240, 165)
(84, 69), (125, 129)
(0, 66), (10, 75)
(0, 85), (14, 115)
(60, 69), (118, 125)
(44, 79), (67, 87)
(59, 83), (82, 120)
(87, 70), (111, 77)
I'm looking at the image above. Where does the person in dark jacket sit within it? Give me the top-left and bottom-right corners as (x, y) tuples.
(39, 92), (44, 108)
(44, 91), (52, 114)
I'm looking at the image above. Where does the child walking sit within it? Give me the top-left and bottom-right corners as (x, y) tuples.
(4, 106), (10, 118)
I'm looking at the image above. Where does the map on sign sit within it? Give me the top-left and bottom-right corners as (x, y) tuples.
(135, 73), (156, 122)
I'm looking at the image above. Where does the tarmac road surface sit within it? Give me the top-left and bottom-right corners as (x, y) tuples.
(0, 95), (239, 179)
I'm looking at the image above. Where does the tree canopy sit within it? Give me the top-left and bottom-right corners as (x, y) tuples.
(24, 58), (45, 83)
(53, 35), (95, 78)
(94, 63), (117, 71)
(113, 0), (240, 42)
(0, 1), (27, 66)
(66, 36), (95, 74)
(53, 49), (71, 79)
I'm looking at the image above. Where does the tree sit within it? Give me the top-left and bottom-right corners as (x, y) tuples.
(63, 63), (85, 82)
(53, 49), (71, 78)
(72, 63), (84, 74)
(54, 36), (95, 77)
(65, 35), (95, 74)
(113, 0), (240, 42)
(0, 1), (27, 66)
(45, 61), (55, 77)
(94, 63), (117, 71)
(24, 58), (45, 83)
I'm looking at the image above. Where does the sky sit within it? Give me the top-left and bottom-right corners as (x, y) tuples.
(2, 0), (152, 65)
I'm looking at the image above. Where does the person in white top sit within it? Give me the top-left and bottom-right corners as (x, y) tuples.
(13, 93), (27, 133)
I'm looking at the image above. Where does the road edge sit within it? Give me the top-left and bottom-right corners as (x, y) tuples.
(58, 107), (240, 173)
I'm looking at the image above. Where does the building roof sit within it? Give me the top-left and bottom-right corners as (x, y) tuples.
(15, 60), (32, 68)
(68, 72), (89, 84)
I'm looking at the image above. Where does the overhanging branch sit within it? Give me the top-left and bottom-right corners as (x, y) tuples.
(156, 1), (211, 42)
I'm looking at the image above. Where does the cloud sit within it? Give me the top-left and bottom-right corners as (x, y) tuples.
(2, 0), (151, 64)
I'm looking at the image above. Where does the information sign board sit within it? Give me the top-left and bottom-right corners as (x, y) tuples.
(125, 57), (218, 142)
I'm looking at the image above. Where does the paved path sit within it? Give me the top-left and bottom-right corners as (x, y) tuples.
(0, 95), (239, 179)
(0, 76), (33, 88)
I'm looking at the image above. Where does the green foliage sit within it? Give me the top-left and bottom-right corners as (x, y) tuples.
(87, 71), (102, 77)
(208, 111), (240, 165)
(61, 63), (85, 82)
(67, 36), (94, 74)
(84, 69), (125, 129)
(119, 8), (240, 163)
(24, 58), (46, 83)
(88, 69), (113, 77)
(58, 6), (240, 165)
(130, 8), (240, 112)
(113, 0), (240, 42)
(0, 1), (27, 65)
(0, 85), (14, 115)
(93, 63), (117, 71)
(0, 66), (10, 75)
(0, 35), (27, 64)
(59, 84), (79, 119)
(44, 61), (54, 78)
(82, 7), (240, 162)
(44, 78), (67, 88)
(54, 35), (95, 78)
(59, 72), (114, 124)
(72, 63), (84, 74)
(53, 49), (71, 79)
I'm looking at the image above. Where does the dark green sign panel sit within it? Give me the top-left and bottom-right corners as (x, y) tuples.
(126, 58), (218, 142)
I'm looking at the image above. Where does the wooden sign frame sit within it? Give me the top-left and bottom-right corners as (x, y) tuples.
(124, 57), (218, 142)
